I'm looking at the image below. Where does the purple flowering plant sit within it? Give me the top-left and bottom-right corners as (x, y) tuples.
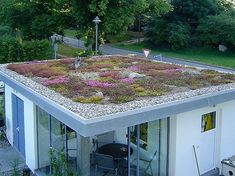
(42, 76), (70, 86)
(120, 78), (135, 84)
(127, 66), (141, 72)
(85, 80), (115, 88)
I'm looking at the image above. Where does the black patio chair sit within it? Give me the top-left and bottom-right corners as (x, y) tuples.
(0, 119), (4, 128)
(95, 153), (118, 176)
(0, 119), (4, 135)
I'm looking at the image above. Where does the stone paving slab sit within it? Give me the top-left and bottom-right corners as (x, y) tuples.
(0, 142), (26, 175)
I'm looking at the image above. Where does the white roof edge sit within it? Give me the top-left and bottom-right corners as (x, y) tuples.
(1, 71), (235, 136)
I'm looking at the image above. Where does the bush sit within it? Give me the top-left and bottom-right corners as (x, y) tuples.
(145, 19), (191, 50)
(0, 36), (19, 63)
(145, 18), (169, 46)
(21, 40), (53, 60)
(0, 38), (53, 63)
(167, 22), (191, 50)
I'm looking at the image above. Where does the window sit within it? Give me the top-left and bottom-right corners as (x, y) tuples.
(130, 123), (148, 149)
(201, 111), (216, 132)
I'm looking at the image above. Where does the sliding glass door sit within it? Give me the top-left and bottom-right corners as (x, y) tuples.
(36, 106), (78, 175)
(37, 107), (50, 173)
(127, 118), (169, 176)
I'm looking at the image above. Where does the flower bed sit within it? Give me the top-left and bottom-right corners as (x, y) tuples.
(7, 56), (235, 104)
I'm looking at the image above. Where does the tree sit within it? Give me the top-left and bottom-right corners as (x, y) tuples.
(6, 0), (72, 40)
(196, 13), (235, 49)
(167, 22), (191, 50)
(71, 0), (171, 46)
(145, 0), (235, 50)
(0, 0), (14, 24)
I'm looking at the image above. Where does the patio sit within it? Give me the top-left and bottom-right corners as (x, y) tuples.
(0, 139), (29, 175)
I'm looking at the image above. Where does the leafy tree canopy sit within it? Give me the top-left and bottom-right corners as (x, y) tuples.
(6, 0), (72, 40)
(72, 0), (172, 35)
(145, 0), (235, 50)
(196, 12), (235, 49)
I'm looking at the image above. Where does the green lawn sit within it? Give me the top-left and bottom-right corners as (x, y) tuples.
(106, 31), (143, 44)
(64, 29), (77, 38)
(58, 44), (82, 57)
(118, 42), (235, 69)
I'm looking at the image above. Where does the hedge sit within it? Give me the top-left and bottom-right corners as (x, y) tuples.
(0, 36), (53, 63)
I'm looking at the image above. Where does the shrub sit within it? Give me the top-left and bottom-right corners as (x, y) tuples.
(167, 22), (191, 50)
(0, 38), (53, 63)
(21, 40), (53, 60)
(0, 36), (20, 63)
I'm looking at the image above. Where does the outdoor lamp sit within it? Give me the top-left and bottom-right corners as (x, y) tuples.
(92, 16), (101, 54)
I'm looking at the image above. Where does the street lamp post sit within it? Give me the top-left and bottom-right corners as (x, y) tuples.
(92, 16), (101, 55)
(51, 35), (58, 59)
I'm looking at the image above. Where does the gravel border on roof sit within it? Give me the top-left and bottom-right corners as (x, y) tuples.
(1, 63), (235, 119)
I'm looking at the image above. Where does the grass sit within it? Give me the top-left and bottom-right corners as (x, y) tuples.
(58, 44), (82, 57)
(106, 31), (143, 44)
(118, 42), (235, 69)
(64, 29), (77, 38)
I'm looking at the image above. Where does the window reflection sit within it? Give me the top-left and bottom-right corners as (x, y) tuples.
(36, 106), (78, 175)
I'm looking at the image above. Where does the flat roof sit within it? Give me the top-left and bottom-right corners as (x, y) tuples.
(1, 55), (235, 136)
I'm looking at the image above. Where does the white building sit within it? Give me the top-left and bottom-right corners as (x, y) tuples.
(1, 56), (235, 176)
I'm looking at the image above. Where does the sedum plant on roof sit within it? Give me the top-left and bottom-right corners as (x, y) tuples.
(7, 56), (235, 104)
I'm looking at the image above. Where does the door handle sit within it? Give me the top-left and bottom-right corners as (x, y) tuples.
(16, 127), (20, 132)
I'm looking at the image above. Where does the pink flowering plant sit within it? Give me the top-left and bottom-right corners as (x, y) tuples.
(127, 65), (141, 72)
(86, 80), (115, 89)
(7, 56), (235, 104)
(120, 78), (135, 84)
(42, 76), (70, 86)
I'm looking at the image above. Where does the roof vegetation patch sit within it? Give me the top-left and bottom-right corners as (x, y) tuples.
(6, 56), (235, 104)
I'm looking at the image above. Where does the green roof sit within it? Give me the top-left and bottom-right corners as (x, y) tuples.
(7, 55), (235, 104)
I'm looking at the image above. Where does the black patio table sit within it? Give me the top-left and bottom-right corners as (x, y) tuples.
(96, 143), (133, 159)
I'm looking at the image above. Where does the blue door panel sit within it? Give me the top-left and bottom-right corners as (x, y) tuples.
(12, 94), (25, 157)
(12, 95), (19, 150)
(17, 98), (25, 157)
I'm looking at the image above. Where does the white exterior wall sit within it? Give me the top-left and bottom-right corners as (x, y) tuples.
(219, 100), (235, 162)
(5, 84), (37, 171)
(4, 81), (235, 175)
(169, 100), (235, 176)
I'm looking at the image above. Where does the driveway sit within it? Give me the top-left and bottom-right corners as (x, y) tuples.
(62, 36), (235, 74)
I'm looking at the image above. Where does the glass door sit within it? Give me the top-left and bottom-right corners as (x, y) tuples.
(128, 118), (169, 176)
